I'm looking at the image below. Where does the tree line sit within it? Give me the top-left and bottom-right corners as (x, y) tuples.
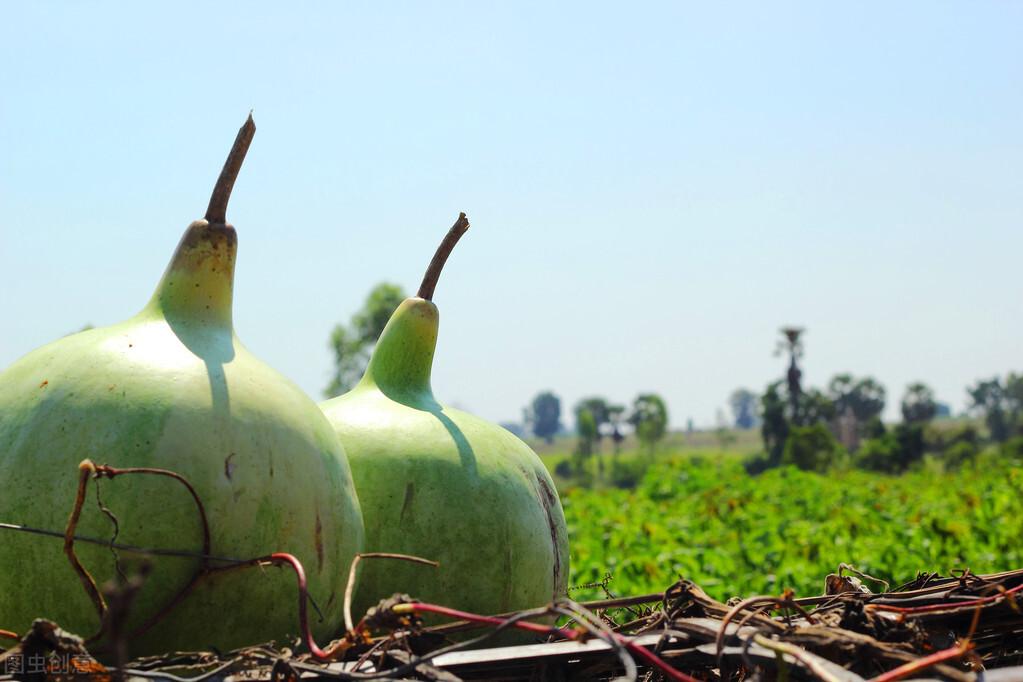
(741, 329), (1023, 474)
(523, 393), (668, 448)
(323, 289), (1021, 477)
(523, 391), (669, 486)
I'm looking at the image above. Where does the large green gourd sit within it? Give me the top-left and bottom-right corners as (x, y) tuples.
(0, 117), (363, 655)
(320, 214), (568, 623)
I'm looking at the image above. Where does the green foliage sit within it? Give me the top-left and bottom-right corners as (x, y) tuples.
(563, 457), (1023, 603)
(325, 283), (406, 397)
(630, 393), (668, 453)
(527, 391), (562, 443)
(781, 423), (843, 472)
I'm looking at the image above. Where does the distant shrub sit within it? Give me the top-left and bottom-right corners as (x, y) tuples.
(743, 452), (773, 476)
(781, 423), (843, 472)
(609, 458), (648, 489)
(945, 441), (980, 469)
(1002, 436), (1023, 461)
(553, 459), (573, 479)
(926, 424), (981, 469)
(862, 416), (887, 439)
(856, 423), (925, 473)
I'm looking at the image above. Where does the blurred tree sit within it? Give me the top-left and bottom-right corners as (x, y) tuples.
(325, 283), (406, 397)
(857, 423), (926, 473)
(575, 397), (611, 441)
(630, 393), (668, 454)
(729, 388), (758, 429)
(573, 407), (598, 479)
(607, 404), (626, 454)
(797, 388), (837, 426)
(526, 391), (562, 444)
(928, 423), (980, 469)
(776, 327), (804, 420)
(760, 381), (789, 466)
(901, 382), (937, 424)
(827, 374), (886, 423)
(782, 423), (842, 472)
(1006, 373), (1023, 434)
(968, 377), (1010, 442)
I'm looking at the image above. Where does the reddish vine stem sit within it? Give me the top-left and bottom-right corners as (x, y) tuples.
(197, 552), (337, 661)
(0, 628), (19, 641)
(205, 113), (256, 224)
(62, 461), (214, 645)
(868, 642), (974, 682)
(64, 460), (108, 627)
(395, 601), (580, 639)
(417, 212), (469, 301)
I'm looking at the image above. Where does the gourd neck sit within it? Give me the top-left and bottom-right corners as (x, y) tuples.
(359, 297), (438, 404)
(145, 220), (237, 329)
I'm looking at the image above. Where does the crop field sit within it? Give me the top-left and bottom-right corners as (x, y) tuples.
(559, 453), (1023, 603)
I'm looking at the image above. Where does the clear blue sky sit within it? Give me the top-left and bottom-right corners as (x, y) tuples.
(2, 2), (1021, 428)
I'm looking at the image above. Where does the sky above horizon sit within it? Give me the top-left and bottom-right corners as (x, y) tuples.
(2, 2), (1021, 429)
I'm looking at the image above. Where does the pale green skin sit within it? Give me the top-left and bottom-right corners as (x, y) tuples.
(0, 221), (363, 656)
(320, 298), (569, 623)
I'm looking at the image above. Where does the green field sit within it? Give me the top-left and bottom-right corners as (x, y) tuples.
(554, 450), (1023, 603)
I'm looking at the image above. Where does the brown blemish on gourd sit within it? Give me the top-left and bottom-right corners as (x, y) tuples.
(534, 473), (564, 599)
(224, 453), (236, 480)
(399, 482), (415, 523)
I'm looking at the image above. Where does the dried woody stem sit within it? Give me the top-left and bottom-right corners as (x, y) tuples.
(751, 634), (847, 682)
(205, 113), (256, 224)
(394, 600), (701, 682)
(417, 212), (469, 301)
(64, 461), (108, 626)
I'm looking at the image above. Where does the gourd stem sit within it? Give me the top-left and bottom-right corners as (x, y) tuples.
(205, 113), (256, 224)
(417, 212), (469, 301)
